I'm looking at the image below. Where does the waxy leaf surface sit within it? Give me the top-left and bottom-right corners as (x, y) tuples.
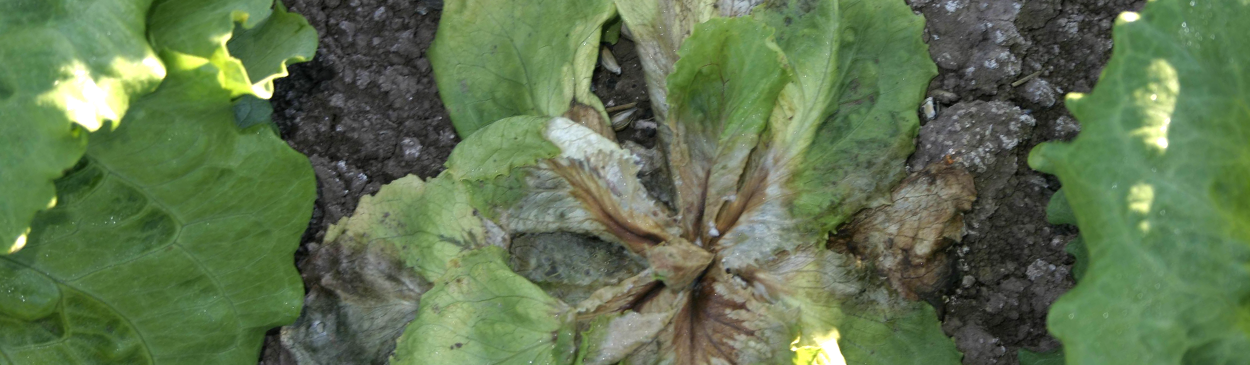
(0, 0), (164, 252)
(1, 2), (317, 362)
(429, 0), (616, 136)
(0, 50), (314, 364)
(1030, 0), (1250, 362)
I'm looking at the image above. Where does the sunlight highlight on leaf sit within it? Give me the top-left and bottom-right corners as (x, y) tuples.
(1127, 183), (1154, 214)
(7, 229), (28, 254)
(791, 329), (847, 365)
(1131, 59), (1178, 153)
(1031, 0), (1250, 362)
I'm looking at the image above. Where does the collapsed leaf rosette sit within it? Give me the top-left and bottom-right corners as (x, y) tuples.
(1030, 0), (1250, 363)
(291, 0), (961, 363)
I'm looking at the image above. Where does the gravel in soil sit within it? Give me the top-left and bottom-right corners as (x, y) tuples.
(264, 0), (1143, 364)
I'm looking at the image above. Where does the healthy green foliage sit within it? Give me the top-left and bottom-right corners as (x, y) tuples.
(226, 1), (318, 98)
(1018, 349), (1065, 365)
(0, 0), (314, 252)
(1030, 0), (1250, 363)
(300, 0), (955, 363)
(429, 0), (616, 136)
(147, 0), (278, 97)
(0, 0), (165, 251)
(0, 0), (318, 363)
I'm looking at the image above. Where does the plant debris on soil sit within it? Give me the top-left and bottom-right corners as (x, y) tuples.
(262, 0), (1144, 364)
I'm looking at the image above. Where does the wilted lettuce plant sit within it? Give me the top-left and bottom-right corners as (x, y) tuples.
(281, 0), (972, 363)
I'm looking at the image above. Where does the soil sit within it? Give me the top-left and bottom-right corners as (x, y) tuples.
(261, 0), (1144, 364)
(905, 0), (1143, 363)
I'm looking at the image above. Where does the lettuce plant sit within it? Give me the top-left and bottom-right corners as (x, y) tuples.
(0, 0), (317, 363)
(284, 0), (974, 363)
(1029, 0), (1250, 363)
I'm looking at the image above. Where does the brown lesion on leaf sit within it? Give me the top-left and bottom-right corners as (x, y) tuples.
(281, 236), (431, 364)
(668, 269), (755, 363)
(623, 266), (786, 365)
(577, 271), (666, 319)
(509, 232), (648, 305)
(540, 105), (857, 363)
(829, 162), (976, 300)
(642, 240), (713, 288)
(709, 156), (772, 247)
(549, 157), (712, 288)
(564, 101), (617, 142)
(549, 157), (671, 250)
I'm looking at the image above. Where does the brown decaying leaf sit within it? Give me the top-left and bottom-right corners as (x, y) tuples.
(829, 162), (976, 300)
(625, 266), (792, 365)
(549, 157), (713, 288)
(565, 101), (618, 141)
(280, 241), (431, 364)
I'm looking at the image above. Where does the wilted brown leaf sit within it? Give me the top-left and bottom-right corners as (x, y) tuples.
(830, 163), (976, 300)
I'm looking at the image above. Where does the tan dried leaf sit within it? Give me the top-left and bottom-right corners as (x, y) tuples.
(830, 163), (976, 300)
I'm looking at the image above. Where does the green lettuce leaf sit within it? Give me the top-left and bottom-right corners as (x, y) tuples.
(147, 0), (275, 97)
(1030, 0), (1250, 363)
(281, 175), (489, 365)
(610, 0), (714, 117)
(661, 17), (789, 237)
(280, 218), (431, 365)
(0, 50), (314, 363)
(283, 171), (507, 365)
(0, 0), (165, 252)
(328, 174), (492, 283)
(429, 0), (616, 136)
(1, 0), (317, 253)
(391, 246), (578, 365)
(780, 249), (961, 365)
(225, 1), (318, 99)
(761, 0), (937, 231)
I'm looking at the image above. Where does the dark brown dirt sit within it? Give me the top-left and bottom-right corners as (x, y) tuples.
(262, 0), (1144, 364)
(271, 0), (455, 249)
(906, 0), (1144, 363)
(260, 0), (452, 363)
